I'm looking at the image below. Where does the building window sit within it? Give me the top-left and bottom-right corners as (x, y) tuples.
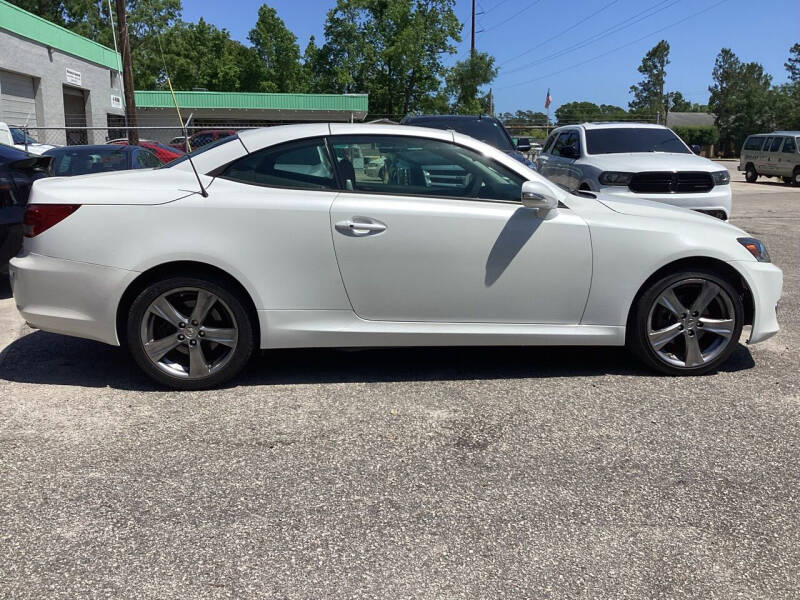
(107, 114), (126, 141)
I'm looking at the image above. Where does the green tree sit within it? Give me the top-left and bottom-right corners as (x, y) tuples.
(445, 51), (497, 114)
(150, 19), (265, 92)
(248, 4), (307, 92)
(666, 91), (692, 112)
(554, 101), (628, 124)
(785, 42), (800, 83)
(629, 40), (670, 121)
(310, 0), (462, 118)
(708, 48), (774, 154)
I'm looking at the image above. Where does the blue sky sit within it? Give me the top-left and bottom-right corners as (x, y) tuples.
(182, 0), (799, 115)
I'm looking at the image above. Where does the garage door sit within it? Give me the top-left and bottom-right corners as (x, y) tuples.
(0, 70), (38, 127)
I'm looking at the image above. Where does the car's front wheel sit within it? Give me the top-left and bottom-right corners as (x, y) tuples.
(745, 163), (758, 183)
(792, 167), (800, 187)
(628, 270), (744, 375)
(127, 275), (255, 389)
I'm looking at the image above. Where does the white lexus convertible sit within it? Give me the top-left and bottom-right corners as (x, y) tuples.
(9, 124), (782, 389)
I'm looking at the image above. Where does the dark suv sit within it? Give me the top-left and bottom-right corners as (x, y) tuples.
(400, 115), (536, 169)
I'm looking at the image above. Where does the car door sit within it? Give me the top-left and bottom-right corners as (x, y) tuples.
(535, 132), (558, 179)
(327, 134), (592, 324)
(780, 136), (798, 177)
(560, 130), (582, 191)
(757, 137), (773, 174)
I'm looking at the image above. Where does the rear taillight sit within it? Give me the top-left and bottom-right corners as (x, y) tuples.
(23, 204), (80, 238)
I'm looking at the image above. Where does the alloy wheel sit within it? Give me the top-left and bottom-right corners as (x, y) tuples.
(139, 287), (239, 379)
(646, 277), (736, 369)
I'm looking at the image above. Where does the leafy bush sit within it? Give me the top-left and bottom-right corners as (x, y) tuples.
(672, 125), (719, 147)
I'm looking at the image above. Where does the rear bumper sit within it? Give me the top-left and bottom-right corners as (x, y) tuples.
(730, 260), (783, 344)
(598, 185), (732, 218)
(9, 253), (137, 346)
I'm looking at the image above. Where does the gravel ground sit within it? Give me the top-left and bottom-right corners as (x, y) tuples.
(1, 171), (798, 599)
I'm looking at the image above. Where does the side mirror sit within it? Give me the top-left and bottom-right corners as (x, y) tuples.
(516, 137), (532, 152)
(521, 180), (559, 219)
(691, 144), (701, 155)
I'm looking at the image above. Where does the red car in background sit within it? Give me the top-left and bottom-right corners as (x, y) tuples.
(169, 130), (237, 152)
(109, 139), (185, 163)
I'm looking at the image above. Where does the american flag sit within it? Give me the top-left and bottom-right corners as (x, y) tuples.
(544, 88), (552, 109)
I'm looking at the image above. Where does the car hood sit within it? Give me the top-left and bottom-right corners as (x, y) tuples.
(595, 193), (747, 234)
(583, 152), (725, 172)
(30, 168), (209, 205)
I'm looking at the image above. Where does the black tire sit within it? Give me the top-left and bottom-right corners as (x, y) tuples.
(127, 275), (256, 390)
(792, 167), (800, 187)
(628, 269), (744, 376)
(745, 163), (758, 183)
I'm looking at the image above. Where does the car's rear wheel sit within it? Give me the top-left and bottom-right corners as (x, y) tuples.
(127, 276), (255, 389)
(745, 164), (758, 183)
(628, 270), (743, 375)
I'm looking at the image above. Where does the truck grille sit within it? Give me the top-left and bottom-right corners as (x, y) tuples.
(629, 171), (714, 194)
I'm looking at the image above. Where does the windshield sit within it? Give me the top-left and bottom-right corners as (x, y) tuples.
(49, 148), (128, 175)
(10, 128), (38, 145)
(163, 134), (239, 167)
(411, 118), (514, 152)
(585, 128), (690, 154)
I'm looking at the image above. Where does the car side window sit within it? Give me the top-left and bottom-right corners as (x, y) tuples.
(136, 150), (161, 168)
(783, 137), (797, 153)
(561, 130), (580, 155)
(744, 137), (764, 151)
(762, 137), (773, 152)
(542, 133), (557, 154)
(550, 133), (567, 157)
(328, 135), (525, 202)
(770, 137), (784, 152)
(221, 137), (337, 191)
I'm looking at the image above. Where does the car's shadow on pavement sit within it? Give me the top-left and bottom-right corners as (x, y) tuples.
(0, 329), (756, 391)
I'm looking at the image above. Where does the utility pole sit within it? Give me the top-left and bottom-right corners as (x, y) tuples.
(115, 0), (139, 145)
(471, 0), (475, 56)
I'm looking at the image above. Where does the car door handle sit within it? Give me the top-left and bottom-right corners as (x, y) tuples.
(335, 217), (387, 235)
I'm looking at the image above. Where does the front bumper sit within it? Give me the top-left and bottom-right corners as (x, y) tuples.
(598, 184), (732, 219)
(730, 260), (782, 344)
(9, 253), (137, 346)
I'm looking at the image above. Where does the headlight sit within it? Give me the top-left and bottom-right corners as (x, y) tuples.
(599, 171), (633, 186)
(711, 170), (730, 185)
(737, 237), (771, 262)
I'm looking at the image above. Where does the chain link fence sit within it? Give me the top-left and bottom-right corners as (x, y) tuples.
(8, 112), (662, 155)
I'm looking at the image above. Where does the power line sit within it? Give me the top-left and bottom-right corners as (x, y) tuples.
(497, 0), (731, 90)
(498, 0), (622, 67)
(500, 0), (681, 78)
(481, 0), (545, 33)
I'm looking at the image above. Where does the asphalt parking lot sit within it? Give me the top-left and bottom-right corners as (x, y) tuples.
(1, 163), (798, 599)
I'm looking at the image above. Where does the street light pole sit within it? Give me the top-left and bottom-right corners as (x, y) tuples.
(115, 0), (139, 145)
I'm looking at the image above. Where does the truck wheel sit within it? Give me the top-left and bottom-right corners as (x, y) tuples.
(745, 164), (758, 183)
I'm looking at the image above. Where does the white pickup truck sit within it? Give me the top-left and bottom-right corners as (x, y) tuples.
(0, 122), (55, 155)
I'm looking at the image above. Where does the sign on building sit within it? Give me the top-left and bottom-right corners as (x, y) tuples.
(65, 68), (82, 87)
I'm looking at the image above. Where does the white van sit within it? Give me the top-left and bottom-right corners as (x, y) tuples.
(739, 131), (800, 186)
